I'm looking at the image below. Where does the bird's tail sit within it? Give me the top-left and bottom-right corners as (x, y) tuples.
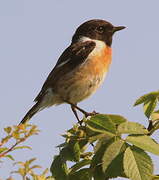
(19, 101), (43, 125)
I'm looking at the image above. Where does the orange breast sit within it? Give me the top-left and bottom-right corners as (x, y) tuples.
(90, 46), (112, 75)
(74, 44), (112, 81)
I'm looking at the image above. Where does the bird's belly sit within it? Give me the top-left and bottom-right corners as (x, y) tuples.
(56, 45), (112, 104)
(68, 73), (107, 103)
(57, 63), (109, 104)
(57, 74), (106, 104)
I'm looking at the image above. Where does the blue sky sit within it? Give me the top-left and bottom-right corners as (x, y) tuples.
(0, 0), (159, 179)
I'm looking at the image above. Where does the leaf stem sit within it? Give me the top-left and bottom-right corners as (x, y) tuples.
(148, 121), (159, 135)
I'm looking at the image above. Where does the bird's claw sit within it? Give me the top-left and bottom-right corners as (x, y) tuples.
(85, 110), (99, 117)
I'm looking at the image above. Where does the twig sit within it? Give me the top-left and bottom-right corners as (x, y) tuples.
(0, 139), (24, 159)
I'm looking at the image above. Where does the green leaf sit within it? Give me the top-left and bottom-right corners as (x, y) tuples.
(106, 114), (127, 125)
(104, 152), (126, 179)
(87, 114), (116, 134)
(152, 175), (159, 179)
(2, 135), (12, 143)
(5, 155), (15, 161)
(41, 168), (49, 176)
(126, 135), (159, 155)
(124, 146), (153, 180)
(78, 139), (88, 152)
(93, 135), (113, 153)
(60, 146), (74, 162)
(61, 141), (80, 162)
(151, 110), (159, 121)
(4, 127), (12, 134)
(30, 165), (42, 169)
(50, 155), (68, 180)
(91, 138), (115, 169)
(88, 133), (111, 144)
(27, 158), (36, 165)
(70, 159), (91, 173)
(68, 168), (92, 180)
(13, 161), (24, 166)
(93, 166), (106, 180)
(80, 152), (93, 159)
(134, 91), (159, 106)
(102, 139), (125, 172)
(12, 131), (20, 139)
(18, 168), (25, 176)
(13, 146), (32, 150)
(117, 122), (148, 135)
(72, 142), (81, 162)
(56, 143), (67, 148)
(0, 147), (8, 153)
(91, 138), (127, 179)
(143, 98), (158, 118)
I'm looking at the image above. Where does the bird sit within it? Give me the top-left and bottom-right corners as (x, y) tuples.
(19, 19), (125, 124)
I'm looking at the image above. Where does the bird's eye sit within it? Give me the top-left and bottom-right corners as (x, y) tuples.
(96, 26), (104, 33)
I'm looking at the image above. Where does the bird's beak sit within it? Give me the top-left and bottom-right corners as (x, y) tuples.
(113, 26), (126, 33)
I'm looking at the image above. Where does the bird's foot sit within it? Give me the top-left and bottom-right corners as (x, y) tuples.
(84, 110), (99, 118)
(68, 101), (99, 124)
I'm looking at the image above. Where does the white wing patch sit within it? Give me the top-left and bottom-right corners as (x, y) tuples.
(56, 58), (71, 68)
(56, 36), (106, 69)
(80, 36), (106, 57)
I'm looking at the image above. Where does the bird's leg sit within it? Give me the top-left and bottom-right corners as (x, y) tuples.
(67, 101), (98, 117)
(71, 104), (89, 116)
(72, 104), (98, 117)
(71, 105), (83, 125)
(71, 105), (79, 121)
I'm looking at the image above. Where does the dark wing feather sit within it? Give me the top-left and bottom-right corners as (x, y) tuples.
(34, 40), (96, 102)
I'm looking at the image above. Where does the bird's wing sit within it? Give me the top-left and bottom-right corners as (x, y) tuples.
(34, 40), (96, 102)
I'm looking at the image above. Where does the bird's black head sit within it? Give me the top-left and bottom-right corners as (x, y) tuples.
(72, 19), (126, 46)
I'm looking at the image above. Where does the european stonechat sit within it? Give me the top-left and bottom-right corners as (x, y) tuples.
(20, 19), (125, 124)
